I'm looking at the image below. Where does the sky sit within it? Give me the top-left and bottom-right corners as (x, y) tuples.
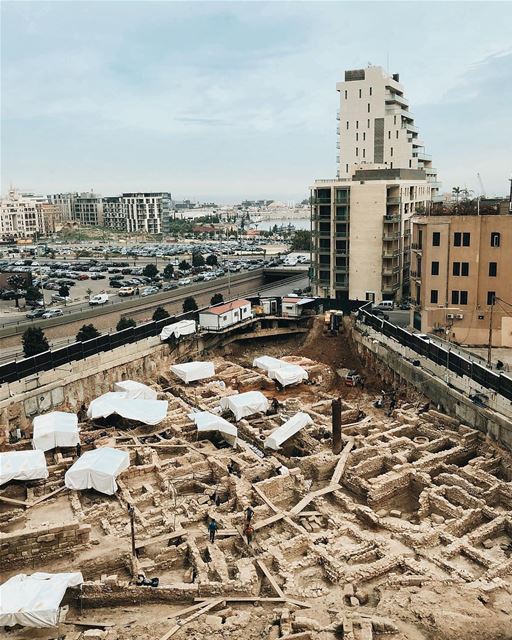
(1, 1), (511, 203)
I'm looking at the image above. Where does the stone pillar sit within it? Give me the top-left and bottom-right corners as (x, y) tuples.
(332, 397), (342, 454)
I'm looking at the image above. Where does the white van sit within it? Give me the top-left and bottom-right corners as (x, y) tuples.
(89, 293), (109, 306)
(374, 300), (394, 311)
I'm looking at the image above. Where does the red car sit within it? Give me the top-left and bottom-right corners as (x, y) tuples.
(78, 273), (89, 280)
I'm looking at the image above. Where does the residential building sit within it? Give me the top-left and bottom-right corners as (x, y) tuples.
(121, 193), (172, 234)
(47, 193), (76, 222)
(0, 189), (47, 240)
(38, 202), (65, 234)
(102, 196), (126, 232)
(311, 65), (439, 304)
(411, 211), (512, 347)
(73, 192), (104, 226)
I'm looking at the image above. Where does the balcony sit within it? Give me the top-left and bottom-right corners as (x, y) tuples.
(383, 232), (400, 241)
(336, 111), (340, 121)
(402, 122), (419, 134)
(384, 215), (400, 223)
(386, 197), (401, 205)
(411, 242), (422, 251)
(413, 151), (432, 162)
(410, 270), (421, 280)
(432, 194), (444, 203)
(385, 91), (409, 107)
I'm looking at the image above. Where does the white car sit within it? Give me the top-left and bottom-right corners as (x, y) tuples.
(89, 293), (109, 306)
(178, 278), (191, 286)
(42, 308), (63, 319)
(141, 286), (158, 296)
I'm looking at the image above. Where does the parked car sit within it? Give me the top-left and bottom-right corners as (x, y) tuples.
(78, 273), (89, 280)
(109, 280), (124, 288)
(118, 286), (135, 297)
(26, 308), (47, 319)
(51, 294), (71, 303)
(42, 308), (64, 319)
(372, 309), (390, 320)
(141, 286), (159, 296)
(162, 283), (179, 291)
(90, 273), (106, 280)
(344, 370), (361, 387)
(89, 293), (109, 306)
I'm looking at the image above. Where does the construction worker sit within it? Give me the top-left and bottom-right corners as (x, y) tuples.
(76, 442), (82, 458)
(244, 522), (254, 545)
(245, 505), (254, 523)
(208, 518), (218, 543)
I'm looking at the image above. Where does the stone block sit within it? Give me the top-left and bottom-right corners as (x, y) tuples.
(389, 509), (401, 518)
(482, 539), (494, 549)
(37, 534), (56, 543)
(431, 514), (445, 525)
(204, 615), (223, 630)
(51, 386), (65, 406)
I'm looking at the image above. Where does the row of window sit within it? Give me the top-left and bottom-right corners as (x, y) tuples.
(431, 231), (501, 247)
(431, 261), (498, 277)
(344, 87), (373, 99)
(430, 290), (497, 305)
(346, 119), (372, 130)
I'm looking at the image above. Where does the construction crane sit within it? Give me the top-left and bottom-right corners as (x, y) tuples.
(477, 173), (486, 198)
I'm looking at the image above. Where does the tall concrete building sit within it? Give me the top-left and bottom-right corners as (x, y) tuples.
(121, 193), (172, 234)
(311, 65), (440, 305)
(411, 211), (512, 347)
(0, 189), (47, 240)
(47, 193), (76, 222)
(73, 192), (104, 226)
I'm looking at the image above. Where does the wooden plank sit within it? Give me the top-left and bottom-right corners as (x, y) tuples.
(64, 620), (114, 628)
(164, 600), (216, 621)
(0, 495), (29, 507)
(256, 559), (285, 598)
(288, 484), (340, 515)
(253, 512), (285, 531)
(331, 437), (355, 485)
(252, 483), (279, 512)
(135, 529), (187, 550)
(158, 598), (223, 640)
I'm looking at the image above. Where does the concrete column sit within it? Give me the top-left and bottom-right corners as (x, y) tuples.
(332, 397), (342, 454)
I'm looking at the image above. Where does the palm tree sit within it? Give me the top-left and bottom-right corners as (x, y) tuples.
(452, 187), (462, 204)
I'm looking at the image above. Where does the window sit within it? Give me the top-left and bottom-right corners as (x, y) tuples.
(431, 261), (439, 275)
(453, 262), (460, 276)
(394, 115), (397, 125)
(430, 290), (438, 304)
(369, 87), (372, 96)
(345, 164), (349, 173)
(409, 159), (412, 168)
(344, 90), (347, 99)
(491, 232), (501, 247)
(390, 147), (393, 156)
(432, 232), (440, 246)
(451, 290), (468, 304)
(356, 133), (359, 141)
(359, 88), (362, 98)
(454, 232), (461, 247)
(451, 290), (459, 304)
(460, 291), (468, 304)
(463, 232), (470, 246)
(355, 147), (358, 156)
(356, 120), (359, 129)
(363, 132), (366, 141)
(367, 119), (370, 128)
(396, 130), (399, 138)
(362, 149), (365, 158)
(346, 121), (349, 130)
(388, 131), (391, 139)
(368, 103), (370, 112)
(489, 262), (497, 277)
(487, 291), (496, 305)
(461, 262), (469, 276)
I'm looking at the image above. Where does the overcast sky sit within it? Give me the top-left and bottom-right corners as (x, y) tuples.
(1, 1), (511, 203)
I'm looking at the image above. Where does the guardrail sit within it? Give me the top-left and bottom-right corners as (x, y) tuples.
(0, 272), (307, 385)
(357, 305), (512, 403)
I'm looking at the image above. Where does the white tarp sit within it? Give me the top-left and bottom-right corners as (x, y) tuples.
(170, 361), (215, 383)
(252, 356), (287, 374)
(87, 392), (168, 425)
(264, 412), (313, 450)
(220, 391), (269, 421)
(32, 412), (79, 452)
(0, 450), (49, 486)
(113, 380), (157, 400)
(65, 447), (129, 495)
(0, 571), (84, 628)
(268, 363), (308, 387)
(190, 410), (237, 445)
(160, 319), (196, 341)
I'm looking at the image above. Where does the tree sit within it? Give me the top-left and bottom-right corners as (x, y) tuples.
(25, 285), (43, 303)
(116, 317), (136, 331)
(179, 260), (191, 271)
(182, 296), (198, 313)
(76, 324), (100, 342)
(290, 230), (312, 252)
(7, 274), (26, 308)
(192, 252), (205, 268)
(59, 285), (70, 297)
(143, 263), (158, 279)
(206, 254), (218, 267)
(211, 293), (224, 305)
(163, 263), (174, 280)
(22, 327), (49, 357)
(153, 306), (170, 321)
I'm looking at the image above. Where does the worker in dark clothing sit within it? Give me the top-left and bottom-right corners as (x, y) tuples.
(77, 403), (87, 422)
(227, 461), (235, 475)
(245, 506), (254, 523)
(208, 518), (218, 543)
(76, 442), (82, 458)
(244, 523), (254, 545)
(215, 494), (221, 507)
(270, 397), (280, 415)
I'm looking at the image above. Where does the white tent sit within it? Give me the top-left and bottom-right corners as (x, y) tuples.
(0, 450), (49, 486)
(0, 572), (83, 628)
(160, 319), (196, 341)
(87, 392), (168, 425)
(113, 380), (157, 400)
(252, 356), (287, 374)
(268, 363), (308, 387)
(190, 410), (237, 445)
(65, 447), (129, 495)
(220, 391), (269, 421)
(264, 412), (313, 450)
(170, 361), (215, 383)
(32, 412), (79, 452)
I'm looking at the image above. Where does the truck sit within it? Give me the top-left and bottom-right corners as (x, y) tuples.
(89, 293), (109, 306)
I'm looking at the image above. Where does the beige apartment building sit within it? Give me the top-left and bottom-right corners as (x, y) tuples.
(411, 212), (512, 347)
(0, 189), (47, 240)
(311, 65), (439, 304)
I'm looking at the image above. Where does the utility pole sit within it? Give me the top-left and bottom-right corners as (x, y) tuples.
(487, 296), (495, 367)
(128, 504), (136, 558)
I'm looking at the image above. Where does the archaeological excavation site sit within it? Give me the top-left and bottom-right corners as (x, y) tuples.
(1, 310), (511, 640)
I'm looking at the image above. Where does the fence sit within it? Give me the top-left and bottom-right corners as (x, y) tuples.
(358, 306), (512, 403)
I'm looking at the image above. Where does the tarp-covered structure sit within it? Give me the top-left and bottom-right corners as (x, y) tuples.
(264, 412), (313, 450)
(160, 319), (196, 341)
(65, 447), (129, 495)
(0, 450), (49, 486)
(32, 412), (79, 452)
(190, 410), (237, 445)
(0, 572), (83, 628)
(252, 356), (286, 374)
(113, 380), (157, 400)
(87, 392), (168, 425)
(268, 363), (308, 387)
(220, 391), (269, 421)
(170, 361), (215, 383)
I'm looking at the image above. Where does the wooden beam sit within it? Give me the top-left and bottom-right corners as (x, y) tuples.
(252, 483), (279, 513)
(331, 437), (355, 485)
(158, 598), (223, 640)
(64, 620), (114, 629)
(0, 495), (29, 507)
(288, 483), (340, 516)
(135, 529), (187, 550)
(28, 485), (67, 508)
(253, 512), (285, 531)
(255, 559), (285, 598)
